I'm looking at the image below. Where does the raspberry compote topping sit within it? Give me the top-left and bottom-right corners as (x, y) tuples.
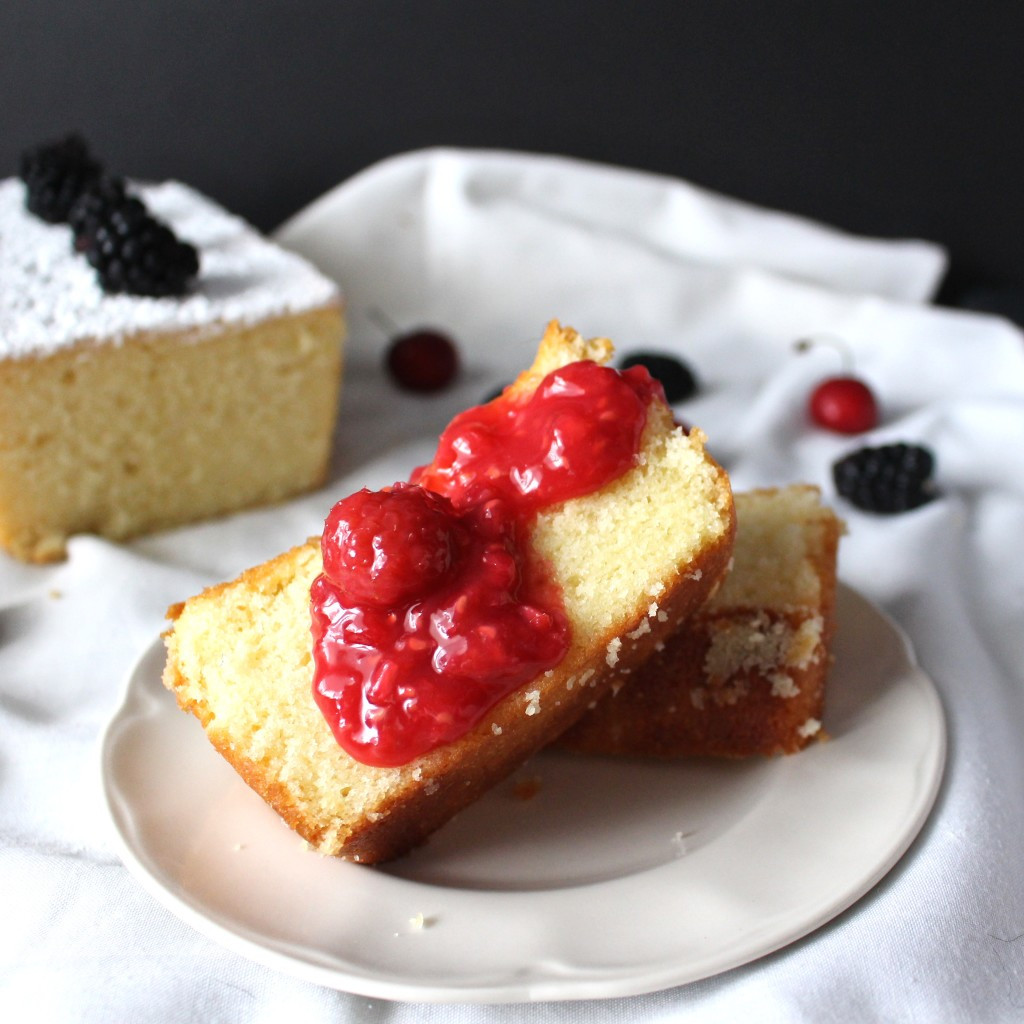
(311, 359), (662, 766)
(413, 360), (662, 512)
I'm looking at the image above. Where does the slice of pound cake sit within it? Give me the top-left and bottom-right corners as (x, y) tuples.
(0, 162), (344, 562)
(559, 485), (843, 758)
(163, 321), (736, 863)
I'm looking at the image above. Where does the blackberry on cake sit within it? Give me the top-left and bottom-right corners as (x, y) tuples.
(68, 174), (130, 244)
(65, 172), (200, 296)
(84, 196), (199, 297)
(19, 133), (103, 224)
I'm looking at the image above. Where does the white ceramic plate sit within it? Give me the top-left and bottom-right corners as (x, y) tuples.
(101, 584), (944, 1003)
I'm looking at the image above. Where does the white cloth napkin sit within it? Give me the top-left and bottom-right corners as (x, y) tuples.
(4, 147), (1024, 1023)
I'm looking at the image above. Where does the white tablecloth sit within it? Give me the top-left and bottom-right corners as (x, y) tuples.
(3, 149), (1024, 1022)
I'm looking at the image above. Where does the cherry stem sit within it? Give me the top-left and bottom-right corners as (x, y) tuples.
(794, 333), (855, 374)
(367, 306), (400, 336)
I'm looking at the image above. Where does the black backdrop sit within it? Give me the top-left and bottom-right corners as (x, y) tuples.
(3, 2), (1022, 305)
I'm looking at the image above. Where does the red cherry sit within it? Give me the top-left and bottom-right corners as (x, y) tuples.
(795, 335), (880, 434)
(386, 329), (460, 392)
(321, 484), (462, 606)
(809, 377), (879, 433)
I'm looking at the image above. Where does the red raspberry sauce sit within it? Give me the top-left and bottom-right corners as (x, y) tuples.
(311, 360), (662, 766)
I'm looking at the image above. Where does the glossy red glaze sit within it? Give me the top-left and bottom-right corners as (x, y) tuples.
(311, 359), (659, 766)
(412, 360), (662, 511)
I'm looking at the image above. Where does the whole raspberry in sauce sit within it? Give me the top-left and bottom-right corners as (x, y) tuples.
(311, 358), (662, 767)
(321, 484), (461, 607)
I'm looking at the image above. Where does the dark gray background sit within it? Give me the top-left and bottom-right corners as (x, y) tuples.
(3, 2), (1021, 305)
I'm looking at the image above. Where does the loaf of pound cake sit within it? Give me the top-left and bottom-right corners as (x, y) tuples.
(560, 485), (843, 758)
(163, 321), (736, 863)
(0, 175), (344, 562)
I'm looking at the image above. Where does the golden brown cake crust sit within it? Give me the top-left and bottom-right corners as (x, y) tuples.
(162, 322), (736, 863)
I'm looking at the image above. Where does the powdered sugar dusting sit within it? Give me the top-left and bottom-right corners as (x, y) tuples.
(0, 177), (340, 359)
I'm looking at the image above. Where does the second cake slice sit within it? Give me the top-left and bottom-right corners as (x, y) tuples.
(559, 485), (844, 758)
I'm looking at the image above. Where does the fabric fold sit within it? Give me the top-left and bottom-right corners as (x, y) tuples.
(2, 149), (1022, 1022)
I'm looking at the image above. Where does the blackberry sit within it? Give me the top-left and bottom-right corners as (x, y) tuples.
(19, 133), (103, 223)
(68, 174), (129, 248)
(79, 193), (199, 297)
(832, 443), (937, 513)
(620, 351), (699, 403)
